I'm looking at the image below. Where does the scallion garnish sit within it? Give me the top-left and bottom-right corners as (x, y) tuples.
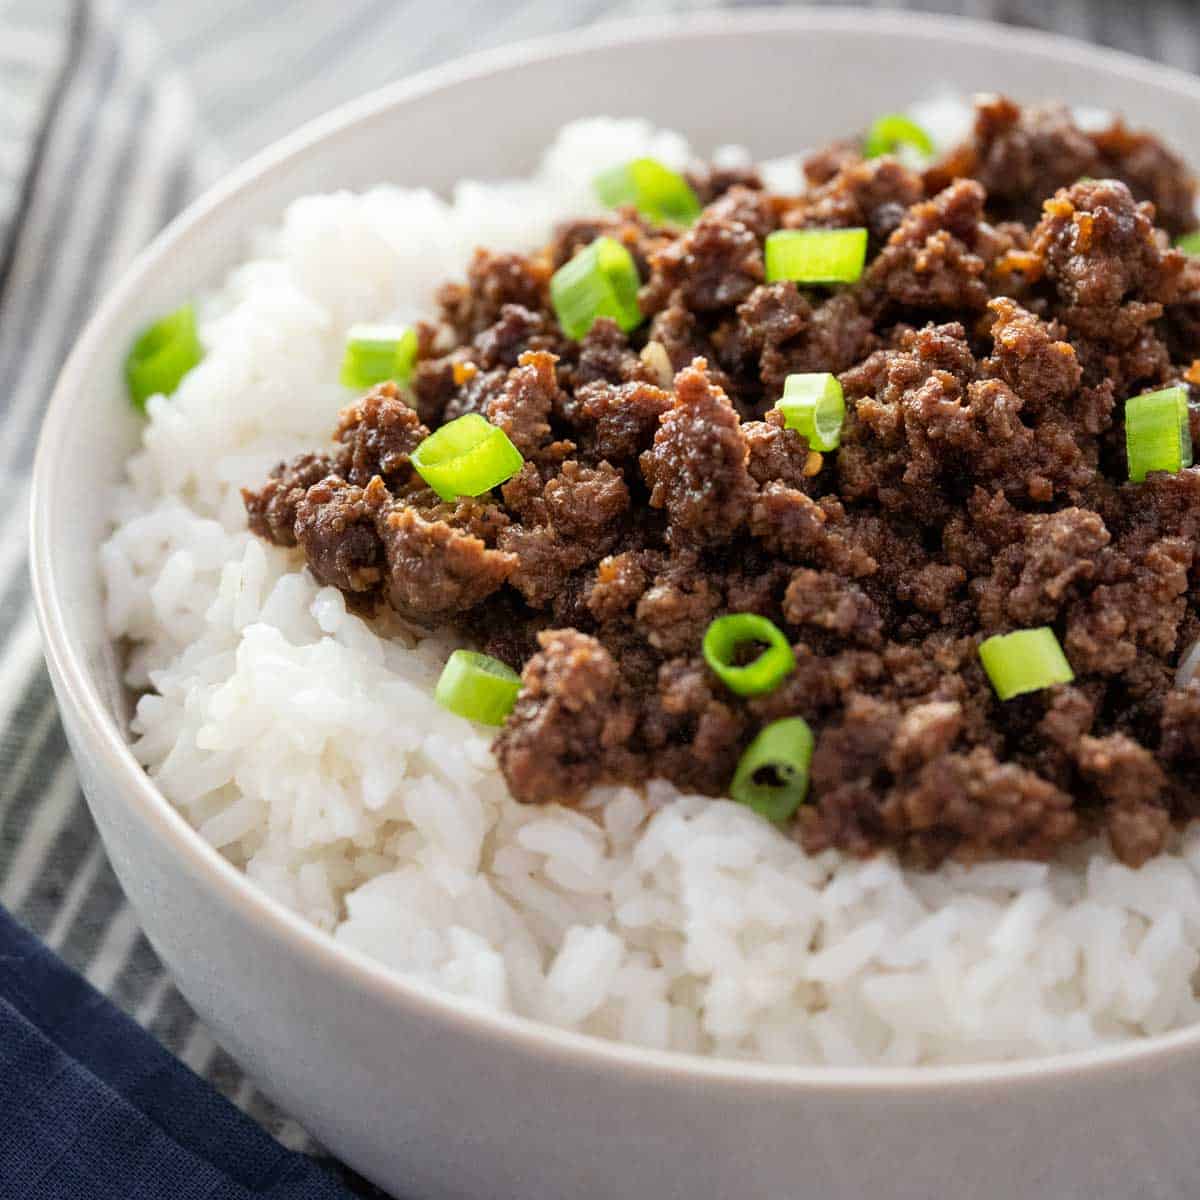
(764, 228), (868, 285)
(702, 614), (795, 697)
(550, 236), (644, 340)
(412, 413), (524, 502)
(978, 628), (1074, 701)
(435, 650), (521, 725)
(730, 717), (815, 822)
(1125, 385), (1193, 482)
(863, 113), (934, 161)
(340, 324), (418, 390)
(776, 373), (846, 452)
(124, 304), (204, 411)
(1176, 231), (1200, 255)
(594, 158), (702, 226)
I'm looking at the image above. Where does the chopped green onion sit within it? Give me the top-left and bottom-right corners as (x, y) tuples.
(593, 158), (702, 225)
(124, 304), (204, 411)
(435, 650), (521, 725)
(979, 628), (1074, 701)
(412, 413), (524, 502)
(764, 228), (868, 285)
(703, 614), (795, 697)
(777, 373), (846, 452)
(1125, 385), (1193, 482)
(1176, 231), (1200, 255)
(863, 113), (934, 161)
(550, 236), (644, 340)
(340, 323), (418, 390)
(730, 717), (815, 822)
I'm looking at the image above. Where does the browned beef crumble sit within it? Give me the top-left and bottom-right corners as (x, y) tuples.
(244, 96), (1200, 870)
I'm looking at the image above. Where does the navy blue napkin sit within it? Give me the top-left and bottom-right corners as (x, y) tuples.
(0, 904), (360, 1200)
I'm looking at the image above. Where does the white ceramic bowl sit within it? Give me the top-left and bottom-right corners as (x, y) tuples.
(31, 10), (1200, 1199)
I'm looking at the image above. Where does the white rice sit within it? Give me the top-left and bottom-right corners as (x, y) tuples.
(102, 113), (1200, 1067)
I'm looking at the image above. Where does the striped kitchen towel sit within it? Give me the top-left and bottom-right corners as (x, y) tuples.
(0, 2), (71, 264)
(0, 0), (323, 1172)
(0, 1), (1196, 1196)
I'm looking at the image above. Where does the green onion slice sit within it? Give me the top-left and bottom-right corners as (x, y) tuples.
(764, 228), (868, 285)
(412, 413), (524, 502)
(863, 113), (935, 161)
(978, 628), (1074, 701)
(124, 304), (204, 411)
(550, 236), (644, 340)
(730, 717), (815, 822)
(1176, 231), (1200, 255)
(703, 613), (796, 697)
(776, 373), (846, 452)
(593, 158), (702, 225)
(435, 650), (521, 725)
(340, 323), (418, 390)
(1125, 385), (1193, 482)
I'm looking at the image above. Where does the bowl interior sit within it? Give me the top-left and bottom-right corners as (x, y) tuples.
(31, 8), (1200, 1088)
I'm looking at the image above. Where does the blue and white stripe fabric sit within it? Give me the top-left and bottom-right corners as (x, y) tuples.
(0, 0), (1192, 1191)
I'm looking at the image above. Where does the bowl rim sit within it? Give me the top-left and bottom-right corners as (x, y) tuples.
(30, 4), (1200, 1094)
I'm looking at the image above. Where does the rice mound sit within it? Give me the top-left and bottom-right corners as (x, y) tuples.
(102, 114), (1200, 1067)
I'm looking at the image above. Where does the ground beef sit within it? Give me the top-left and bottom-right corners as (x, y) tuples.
(377, 506), (516, 623)
(570, 378), (672, 463)
(742, 408), (817, 488)
(244, 95), (1200, 870)
(484, 349), (560, 458)
(926, 94), (1198, 239)
(294, 475), (387, 595)
(635, 554), (723, 656)
(1091, 120), (1199, 239)
(864, 179), (1000, 312)
(640, 362), (756, 546)
(542, 461), (630, 545)
(493, 630), (640, 803)
(983, 297), (1081, 413)
(640, 189), (768, 313)
(243, 452), (334, 546)
(571, 318), (651, 388)
(783, 568), (883, 647)
(974, 507), (1110, 629)
(785, 155), (924, 246)
(928, 97), (1100, 227)
(438, 249), (550, 337)
(473, 304), (556, 371)
(336, 382), (429, 486)
(685, 162), (764, 206)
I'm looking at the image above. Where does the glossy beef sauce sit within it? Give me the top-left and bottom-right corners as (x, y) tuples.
(245, 96), (1200, 869)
